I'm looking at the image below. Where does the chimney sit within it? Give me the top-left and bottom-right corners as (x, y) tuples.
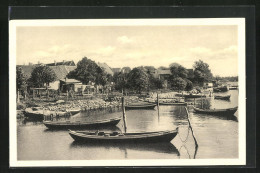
(63, 60), (65, 64)
(29, 62), (33, 66)
(38, 61), (40, 64)
(54, 60), (56, 66)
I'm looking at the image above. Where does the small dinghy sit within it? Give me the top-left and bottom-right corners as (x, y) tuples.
(193, 106), (238, 116)
(43, 117), (121, 129)
(68, 129), (178, 143)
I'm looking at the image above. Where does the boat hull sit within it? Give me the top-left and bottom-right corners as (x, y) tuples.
(69, 130), (178, 143)
(24, 111), (44, 120)
(214, 95), (230, 100)
(125, 104), (157, 110)
(193, 106), (238, 116)
(43, 118), (121, 129)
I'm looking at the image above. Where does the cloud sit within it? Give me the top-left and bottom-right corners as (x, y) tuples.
(117, 36), (134, 44)
(190, 47), (212, 55)
(97, 46), (116, 55)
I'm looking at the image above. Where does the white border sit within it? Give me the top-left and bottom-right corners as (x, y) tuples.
(9, 18), (246, 167)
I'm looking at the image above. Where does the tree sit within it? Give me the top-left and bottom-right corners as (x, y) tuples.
(169, 63), (188, 78)
(67, 57), (107, 85)
(185, 79), (193, 91)
(16, 67), (27, 102)
(29, 65), (57, 88)
(113, 72), (129, 93)
(193, 60), (213, 85)
(170, 77), (187, 91)
(127, 68), (149, 93)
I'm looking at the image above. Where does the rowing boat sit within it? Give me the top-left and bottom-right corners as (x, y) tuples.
(68, 128), (178, 143)
(214, 95), (231, 100)
(213, 86), (229, 92)
(175, 93), (206, 98)
(125, 103), (157, 110)
(193, 106), (238, 116)
(43, 117), (121, 129)
(148, 101), (187, 106)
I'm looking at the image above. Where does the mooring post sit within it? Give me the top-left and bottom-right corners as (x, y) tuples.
(185, 107), (199, 159)
(121, 97), (127, 133)
(157, 93), (159, 108)
(201, 95), (203, 109)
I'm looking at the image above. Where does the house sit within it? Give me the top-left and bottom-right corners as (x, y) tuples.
(18, 63), (76, 90)
(154, 69), (172, 88)
(59, 78), (82, 92)
(111, 68), (121, 74)
(121, 67), (131, 73)
(204, 82), (214, 88)
(97, 62), (114, 75)
(46, 60), (76, 66)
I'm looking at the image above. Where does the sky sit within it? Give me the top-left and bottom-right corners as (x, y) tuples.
(16, 25), (238, 76)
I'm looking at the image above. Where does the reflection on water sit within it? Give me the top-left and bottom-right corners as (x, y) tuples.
(17, 90), (239, 160)
(70, 141), (180, 157)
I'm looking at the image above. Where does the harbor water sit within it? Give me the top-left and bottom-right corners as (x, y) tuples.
(17, 90), (238, 160)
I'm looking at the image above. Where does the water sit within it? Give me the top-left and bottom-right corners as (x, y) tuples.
(17, 90), (238, 160)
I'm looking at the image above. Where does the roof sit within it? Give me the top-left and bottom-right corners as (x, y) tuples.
(60, 78), (81, 83)
(157, 69), (171, 75)
(97, 62), (114, 75)
(17, 65), (36, 79)
(46, 60), (75, 66)
(49, 65), (76, 79)
(111, 68), (121, 73)
(17, 65), (76, 80)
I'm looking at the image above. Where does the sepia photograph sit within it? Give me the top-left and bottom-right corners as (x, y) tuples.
(9, 18), (246, 167)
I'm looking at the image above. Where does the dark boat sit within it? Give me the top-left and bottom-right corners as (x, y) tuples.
(24, 107), (44, 120)
(214, 95), (231, 100)
(193, 106), (238, 116)
(68, 129), (178, 143)
(148, 101), (187, 106)
(43, 117), (121, 129)
(175, 93), (206, 98)
(68, 109), (81, 115)
(213, 86), (229, 92)
(159, 102), (187, 106)
(125, 103), (157, 110)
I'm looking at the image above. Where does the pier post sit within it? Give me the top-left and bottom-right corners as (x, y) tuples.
(121, 97), (127, 133)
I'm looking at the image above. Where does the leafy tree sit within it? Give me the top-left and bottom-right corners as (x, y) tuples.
(16, 67), (27, 91)
(16, 67), (27, 102)
(185, 79), (193, 91)
(127, 68), (149, 93)
(113, 72), (129, 93)
(193, 60), (213, 85)
(29, 65), (57, 88)
(67, 57), (107, 85)
(170, 77), (187, 91)
(169, 63), (188, 78)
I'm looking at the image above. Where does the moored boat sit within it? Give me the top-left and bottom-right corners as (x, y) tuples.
(148, 101), (187, 106)
(125, 103), (157, 110)
(214, 95), (231, 100)
(24, 107), (44, 120)
(43, 117), (121, 129)
(213, 86), (229, 92)
(68, 128), (178, 143)
(193, 106), (238, 116)
(68, 109), (81, 115)
(175, 93), (206, 98)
